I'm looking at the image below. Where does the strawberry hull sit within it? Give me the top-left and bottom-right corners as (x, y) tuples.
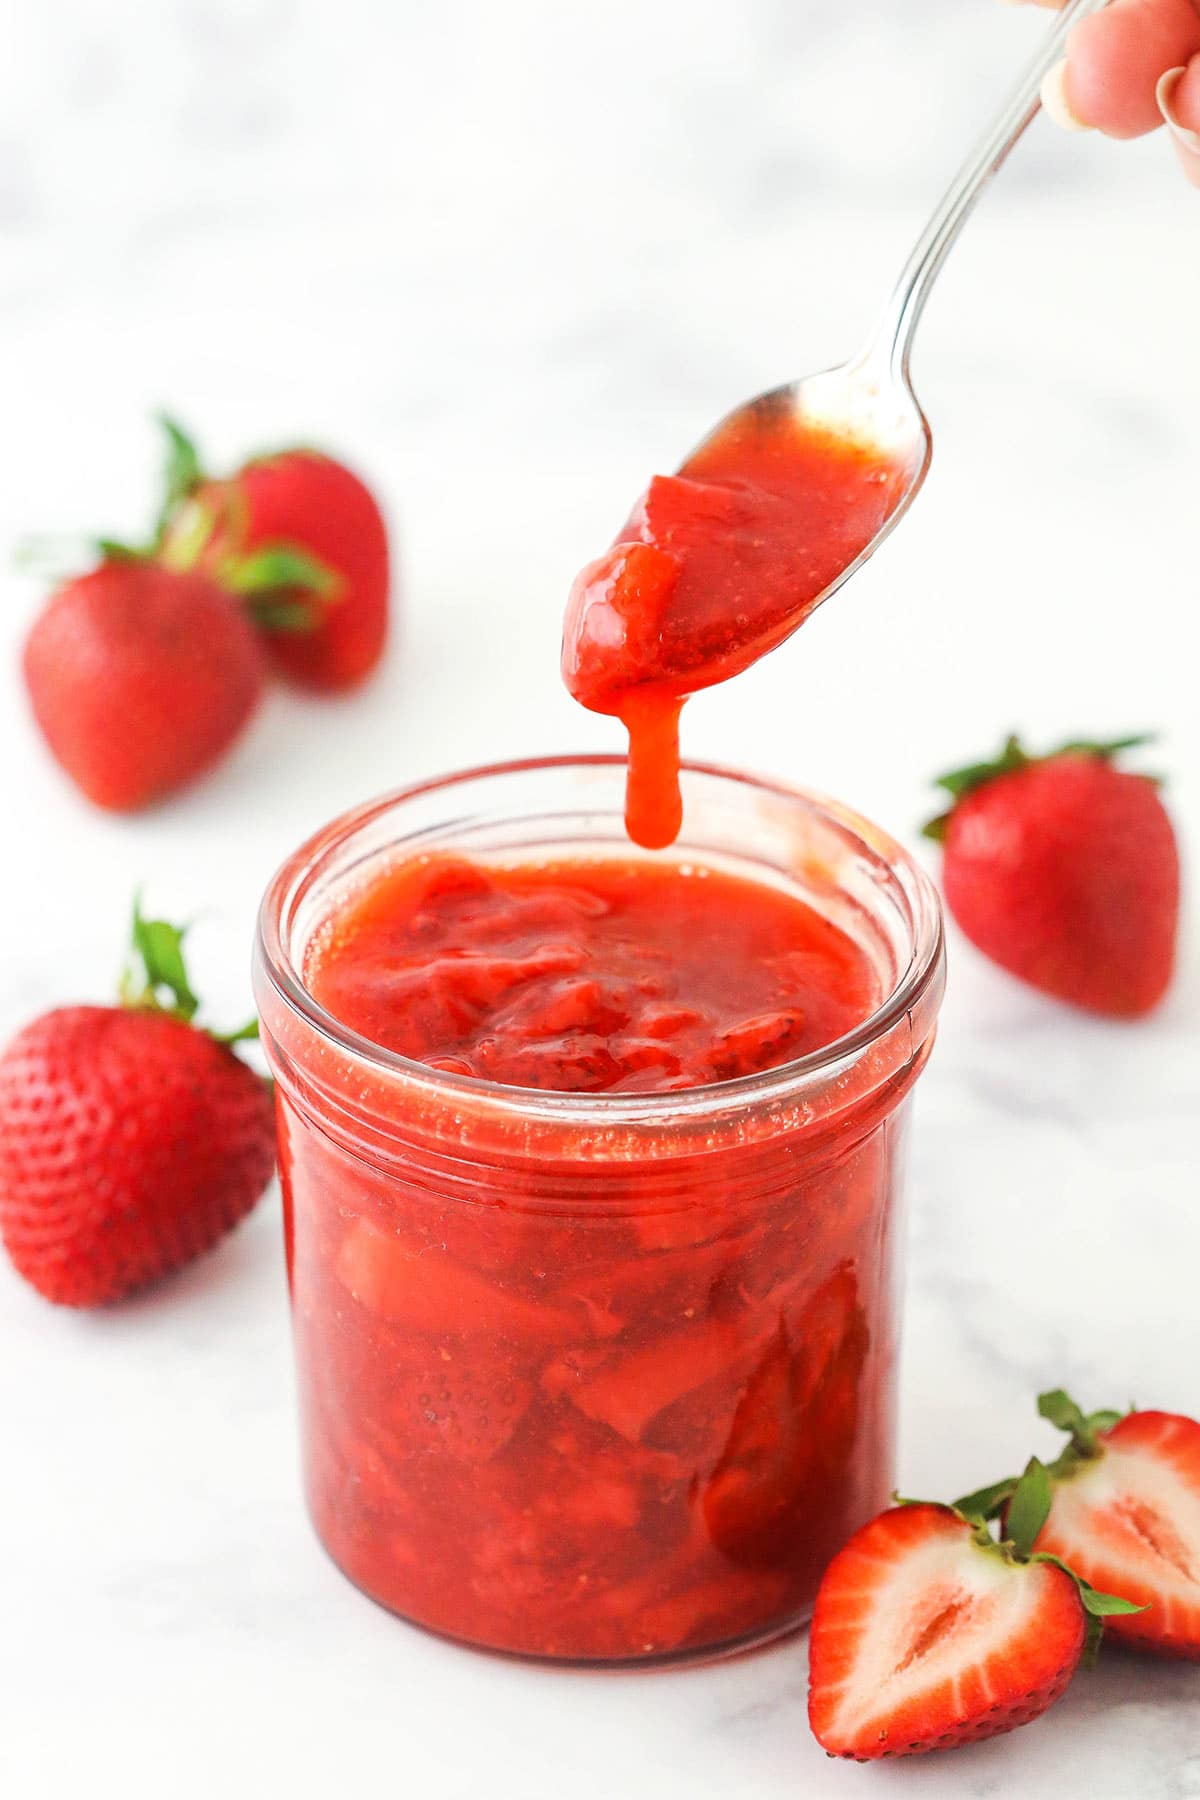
(255, 758), (945, 1664)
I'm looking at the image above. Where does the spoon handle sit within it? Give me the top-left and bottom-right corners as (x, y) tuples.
(868, 0), (1111, 379)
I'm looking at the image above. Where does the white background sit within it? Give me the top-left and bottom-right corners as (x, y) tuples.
(1, 2), (1198, 1795)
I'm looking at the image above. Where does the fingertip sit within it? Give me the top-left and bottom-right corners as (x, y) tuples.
(1166, 54), (1200, 134)
(1157, 57), (1200, 187)
(1041, 59), (1091, 132)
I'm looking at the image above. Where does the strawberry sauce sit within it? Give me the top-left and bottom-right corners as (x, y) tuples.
(305, 854), (877, 1094)
(276, 843), (916, 1659)
(562, 405), (907, 847)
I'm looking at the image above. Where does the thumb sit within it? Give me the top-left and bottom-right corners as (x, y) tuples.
(1158, 58), (1200, 186)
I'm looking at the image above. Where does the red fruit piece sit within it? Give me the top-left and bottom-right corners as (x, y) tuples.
(703, 1264), (868, 1564)
(561, 540), (683, 717)
(808, 1503), (1090, 1760)
(392, 1355), (533, 1465)
(708, 1008), (809, 1082)
(0, 901), (274, 1306)
(1027, 1391), (1200, 1660)
(23, 561), (264, 811)
(925, 734), (1179, 1017)
(567, 1313), (767, 1443)
(157, 421), (390, 692)
(336, 1217), (587, 1342)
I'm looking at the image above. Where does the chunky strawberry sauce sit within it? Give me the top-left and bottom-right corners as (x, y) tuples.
(562, 404), (907, 847)
(305, 854), (877, 1094)
(276, 846), (913, 1660)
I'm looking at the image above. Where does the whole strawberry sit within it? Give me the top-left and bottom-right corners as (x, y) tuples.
(808, 1464), (1140, 1761)
(23, 559), (265, 812)
(0, 901), (275, 1307)
(158, 418), (390, 691)
(924, 734), (1180, 1017)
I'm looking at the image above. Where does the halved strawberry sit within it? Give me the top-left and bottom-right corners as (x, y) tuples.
(1024, 1390), (1200, 1661)
(808, 1467), (1140, 1760)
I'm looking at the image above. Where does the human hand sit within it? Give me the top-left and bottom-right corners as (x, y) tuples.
(1009, 0), (1200, 185)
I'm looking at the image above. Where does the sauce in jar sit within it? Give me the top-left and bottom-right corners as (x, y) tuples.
(306, 853), (877, 1093)
(268, 810), (928, 1661)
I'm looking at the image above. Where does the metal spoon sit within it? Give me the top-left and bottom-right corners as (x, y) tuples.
(680, 0), (1110, 606)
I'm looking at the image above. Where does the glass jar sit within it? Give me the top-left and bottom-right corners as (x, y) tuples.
(254, 756), (945, 1665)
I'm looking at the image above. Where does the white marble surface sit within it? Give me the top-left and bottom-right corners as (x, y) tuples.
(1, 2), (1198, 1794)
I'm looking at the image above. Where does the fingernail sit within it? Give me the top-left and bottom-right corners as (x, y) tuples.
(1156, 66), (1200, 157)
(1040, 60), (1090, 132)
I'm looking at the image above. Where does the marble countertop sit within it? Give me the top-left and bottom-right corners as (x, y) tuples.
(1, 2), (1197, 1794)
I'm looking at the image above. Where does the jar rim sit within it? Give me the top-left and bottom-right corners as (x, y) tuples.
(254, 753), (945, 1130)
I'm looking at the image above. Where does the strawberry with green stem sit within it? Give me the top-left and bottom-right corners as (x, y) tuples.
(155, 415), (391, 692)
(0, 899), (274, 1307)
(923, 733), (1180, 1017)
(807, 1458), (1141, 1760)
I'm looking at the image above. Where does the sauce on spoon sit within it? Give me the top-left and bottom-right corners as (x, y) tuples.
(562, 401), (908, 847)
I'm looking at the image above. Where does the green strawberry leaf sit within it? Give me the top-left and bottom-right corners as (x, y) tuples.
(1085, 1409), (1126, 1434)
(932, 734), (1030, 800)
(1031, 1553), (1145, 1667)
(1038, 1390), (1088, 1435)
(224, 544), (340, 598)
(124, 894), (200, 1021)
(1038, 1387), (1126, 1463)
(1005, 1457), (1053, 1559)
(154, 414), (205, 538)
(212, 1016), (261, 1046)
(95, 536), (150, 563)
(952, 1476), (1017, 1523)
(222, 541), (343, 635)
(119, 893), (260, 1053)
(1075, 1585), (1145, 1618)
(1054, 734), (1155, 760)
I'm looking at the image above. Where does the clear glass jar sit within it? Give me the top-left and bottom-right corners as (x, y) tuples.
(254, 756), (945, 1665)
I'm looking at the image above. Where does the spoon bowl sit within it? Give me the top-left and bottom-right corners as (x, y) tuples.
(679, 354), (931, 630)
